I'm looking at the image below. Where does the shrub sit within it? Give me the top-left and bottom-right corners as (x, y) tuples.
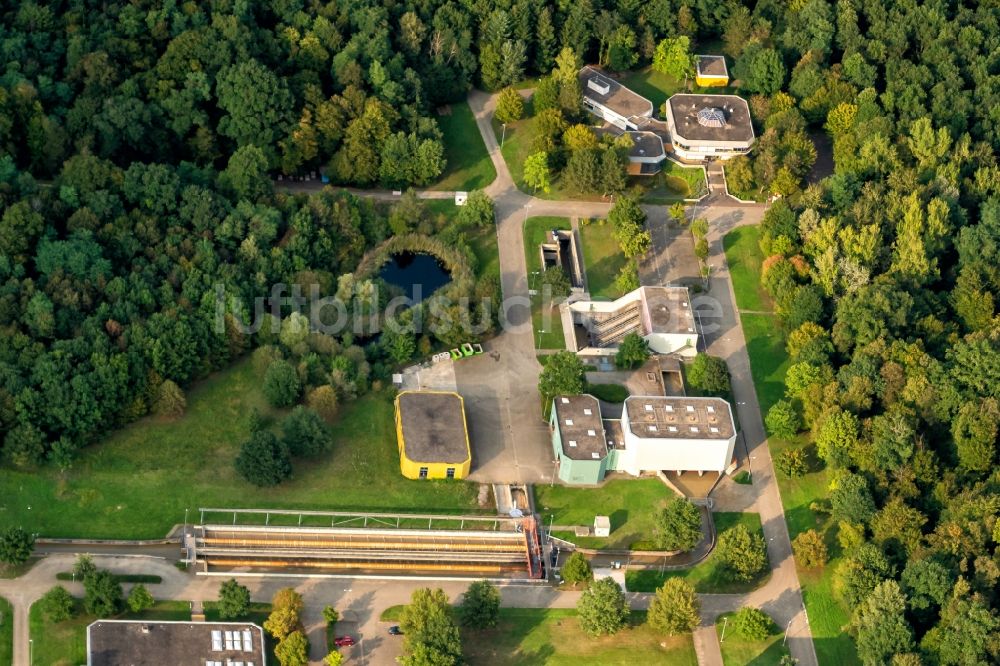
(0, 526), (34, 565)
(40, 585), (74, 622)
(322, 606), (339, 624)
(83, 570), (123, 617)
(127, 584), (155, 613)
(647, 578), (699, 634)
(235, 431), (293, 487)
(732, 607), (775, 640)
(717, 524), (768, 582)
(654, 497), (703, 551)
(792, 529), (829, 568)
(560, 551), (592, 586)
(687, 354), (731, 394)
(153, 379), (186, 418)
(766, 400), (801, 439)
(577, 577), (630, 637)
(306, 385), (339, 422)
(775, 447), (808, 478)
(263, 359), (301, 407)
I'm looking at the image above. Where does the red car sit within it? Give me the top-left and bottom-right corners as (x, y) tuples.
(334, 636), (356, 647)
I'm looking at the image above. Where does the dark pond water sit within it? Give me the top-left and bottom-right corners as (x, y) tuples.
(378, 252), (451, 303)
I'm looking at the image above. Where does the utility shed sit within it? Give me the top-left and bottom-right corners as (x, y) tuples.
(395, 390), (472, 480)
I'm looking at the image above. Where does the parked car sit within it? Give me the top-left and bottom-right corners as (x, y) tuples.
(388, 625), (403, 635)
(334, 636), (356, 647)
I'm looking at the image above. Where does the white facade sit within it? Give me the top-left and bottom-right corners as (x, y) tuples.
(665, 94), (755, 162)
(616, 397), (737, 475)
(579, 66), (654, 131)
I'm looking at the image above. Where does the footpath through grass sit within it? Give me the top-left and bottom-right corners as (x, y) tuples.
(29, 598), (192, 666)
(626, 512), (769, 593)
(465, 608), (697, 665)
(430, 101), (496, 191)
(716, 612), (788, 665)
(0, 596), (11, 666)
(523, 216), (570, 349)
(578, 220), (627, 300)
(0, 359), (480, 539)
(535, 478), (674, 550)
(722, 226), (860, 665)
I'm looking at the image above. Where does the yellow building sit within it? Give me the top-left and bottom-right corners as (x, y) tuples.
(394, 390), (472, 480)
(695, 55), (729, 87)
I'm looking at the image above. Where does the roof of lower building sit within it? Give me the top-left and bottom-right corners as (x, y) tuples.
(396, 391), (471, 464)
(625, 131), (666, 160)
(624, 396), (734, 440)
(640, 286), (697, 336)
(87, 621), (266, 666)
(579, 66), (653, 119)
(696, 55), (729, 78)
(667, 94), (754, 143)
(553, 394), (609, 461)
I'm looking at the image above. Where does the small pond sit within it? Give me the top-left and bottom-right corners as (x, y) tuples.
(378, 252), (451, 303)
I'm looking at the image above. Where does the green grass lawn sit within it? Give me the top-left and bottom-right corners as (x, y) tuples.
(0, 596), (11, 666)
(534, 478), (674, 549)
(740, 314), (791, 416)
(634, 161), (708, 203)
(430, 101), (496, 192)
(617, 68), (685, 116)
(626, 512), (770, 593)
(523, 216), (570, 349)
(422, 199), (500, 280)
(716, 612), (789, 666)
(578, 220), (627, 300)
(723, 225), (859, 665)
(586, 383), (629, 403)
(463, 609), (697, 665)
(29, 598), (192, 666)
(723, 226), (772, 312)
(0, 360), (481, 539)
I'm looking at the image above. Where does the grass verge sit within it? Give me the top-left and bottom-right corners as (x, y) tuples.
(0, 596), (11, 666)
(723, 225), (860, 665)
(626, 512), (770, 593)
(535, 478), (674, 549)
(716, 611), (789, 665)
(56, 572), (162, 584)
(29, 598), (192, 665)
(0, 360), (481, 539)
(0, 558), (38, 579)
(380, 605), (405, 622)
(523, 216), (570, 349)
(430, 101), (496, 191)
(578, 220), (627, 299)
(586, 383), (629, 403)
(463, 609), (697, 665)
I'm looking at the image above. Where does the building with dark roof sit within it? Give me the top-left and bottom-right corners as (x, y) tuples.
(87, 620), (266, 666)
(695, 55), (729, 87)
(579, 66), (654, 130)
(665, 94), (755, 162)
(548, 395), (738, 484)
(394, 390), (472, 479)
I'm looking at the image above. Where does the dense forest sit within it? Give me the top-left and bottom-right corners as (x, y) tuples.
(1, 0), (1000, 661)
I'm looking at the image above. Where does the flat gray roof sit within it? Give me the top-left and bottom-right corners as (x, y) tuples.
(626, 131), (665, 159)
(397, 391), (470, 464)
(625, 396), (734, 440)
(696, 55), (728, 78)
(554, 394), (608, 461)
(667, 94), (754, 143)
(88, 620), (266, 666)
(579, 66), (653, 119)
(641, 286), (696, 336)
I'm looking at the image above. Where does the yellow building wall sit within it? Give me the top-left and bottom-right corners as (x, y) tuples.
(395, 395), (472, 480)
(695, 74), (729, 87)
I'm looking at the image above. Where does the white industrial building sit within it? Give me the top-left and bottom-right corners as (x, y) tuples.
(561, 286), (698, 367)
(579, 66), (653, 130)
(665, 94), (755, 161)
(550, 394), (737, 484)
(616, 396), (736, 476)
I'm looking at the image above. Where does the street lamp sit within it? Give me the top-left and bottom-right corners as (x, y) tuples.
(783, 617), (793, 646)
(720, 616), (729, 642)
(29, 638), (33, 665)
(501, 123), (507, 149)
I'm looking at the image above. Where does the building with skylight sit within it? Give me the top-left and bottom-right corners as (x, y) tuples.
(665, 94), (755, 162)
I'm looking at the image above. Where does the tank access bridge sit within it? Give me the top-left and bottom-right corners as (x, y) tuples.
(186, 508), (545, 581)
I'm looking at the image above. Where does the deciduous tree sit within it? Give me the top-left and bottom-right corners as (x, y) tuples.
(235, 431), (293, 487)
(218, 579), (251, 620)
(577, 577), (629, 637)
(459, 580), (500, 629)
(647, 578), (699, 634)
(654, 497), (703, 551)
